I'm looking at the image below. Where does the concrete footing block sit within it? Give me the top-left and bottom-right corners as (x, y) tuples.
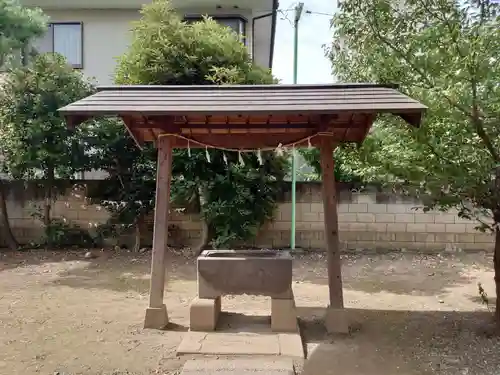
(180, 359), (296, 374)
(190, 296), (221, 331)
(325, 307), (349, 334)
(271, 298), (298, 332)
(144, 304), (169, 329)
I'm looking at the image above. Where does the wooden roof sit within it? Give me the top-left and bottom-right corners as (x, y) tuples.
(59, 84), (426, 149)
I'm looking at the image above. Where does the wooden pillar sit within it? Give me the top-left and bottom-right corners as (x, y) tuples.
(319, 136), (348, 333)
(144, 135), (173, 329)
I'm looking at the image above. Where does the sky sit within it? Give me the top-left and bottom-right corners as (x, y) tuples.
(273, 0), (337, 84)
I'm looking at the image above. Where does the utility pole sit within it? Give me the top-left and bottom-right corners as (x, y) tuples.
(290, 2), (304, 250)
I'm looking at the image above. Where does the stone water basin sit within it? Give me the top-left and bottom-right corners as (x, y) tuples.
(197, 250), (293, 299)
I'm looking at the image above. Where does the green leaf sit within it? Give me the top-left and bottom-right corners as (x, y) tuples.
(314, 0), (500, 229)
(90, 0), (288, 248)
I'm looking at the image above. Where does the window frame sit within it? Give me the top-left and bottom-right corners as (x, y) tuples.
(44, 22), (84, 69)
(183, 15), (247, 45)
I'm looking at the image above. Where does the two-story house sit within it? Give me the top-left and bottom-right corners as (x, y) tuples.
(21, 0), (279, 84)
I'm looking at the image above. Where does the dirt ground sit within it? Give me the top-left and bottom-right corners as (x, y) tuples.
(1, 249), (499, 375)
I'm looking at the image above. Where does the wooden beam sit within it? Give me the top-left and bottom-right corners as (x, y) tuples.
(135, 122), (366, 131)
(358, 113), (376, 143)
(128, 114), (351, 130)
(132, 122), (315, 130)
(129, 111), (378, 146)
(181, 123), (316, 129)
(135, 128), (374, 147)
(319, 135), (344, 309)
(144, 135), (173, 329)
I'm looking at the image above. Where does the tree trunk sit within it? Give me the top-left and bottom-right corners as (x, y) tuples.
(192, 185), (210, 256)
(195, 219), (209, 256)
(0, 180), (18, 250)
(43, 168), (55, 247)
(43, 168), (55, 227)
(133, 215), (143, 252)
(494, 165), (500, 327)
(494, 222), (500, 326)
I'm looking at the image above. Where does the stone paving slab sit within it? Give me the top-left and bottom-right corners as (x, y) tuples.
(180, 359), (296, 375)
(177, 331), (304, 358)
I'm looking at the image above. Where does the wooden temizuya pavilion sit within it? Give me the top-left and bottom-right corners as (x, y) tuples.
(59, 84), (426, 333)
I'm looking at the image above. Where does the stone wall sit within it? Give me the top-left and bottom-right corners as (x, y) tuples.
(2, 182), (110, 245)
(259, 183), (493, 251)
(1, 181), (494, 251)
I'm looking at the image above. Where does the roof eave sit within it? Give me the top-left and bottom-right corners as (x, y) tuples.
(61, 109), (426, 129)
(59, 84), (427, 128)
(93, 83), (401, 92)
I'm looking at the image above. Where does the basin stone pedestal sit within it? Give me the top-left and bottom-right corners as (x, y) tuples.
(189, 250), (297, 332)
(271, 297), (297, 332)
(325, 307), (349, 334)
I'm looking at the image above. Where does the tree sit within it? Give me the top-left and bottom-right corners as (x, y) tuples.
(299, 148), (362, 183)
(0, 0), (47, 67)
(90, 0), (288, 251)
(170, 148), (288, 250)
(0, 0), (47, 249)
(85, 119), (158, 251)
(0, 53), (95, 245)
(329, 0), (500, 324)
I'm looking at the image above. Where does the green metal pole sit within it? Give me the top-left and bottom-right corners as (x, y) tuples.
(291, 2), (304, 250)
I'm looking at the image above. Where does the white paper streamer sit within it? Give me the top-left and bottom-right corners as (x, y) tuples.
(205, 146), (211, 163)
(257, 149), (263, 165)
(275, 143), (284, 157)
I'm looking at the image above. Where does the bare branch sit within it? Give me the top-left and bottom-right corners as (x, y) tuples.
(470, 75), (500, 161)
(468, 3), (500, 162)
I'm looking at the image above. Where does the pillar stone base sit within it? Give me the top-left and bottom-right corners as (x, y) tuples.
(190, 297), (221, 331)
(271, 298), (298, 332)
(144, 305), (169, 329)
(325, 307), (349, 334)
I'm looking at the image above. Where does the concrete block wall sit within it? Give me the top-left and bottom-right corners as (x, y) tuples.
(1, 183), (203, 247)
(3, 184), (111, 245)
(1, 181), (494, 251)
(260, 188), (493, 251)
(161, 182), (494, 251)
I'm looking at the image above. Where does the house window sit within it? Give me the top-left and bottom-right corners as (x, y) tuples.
(37, 23), (83, 68)
(184, 16), (246, 44)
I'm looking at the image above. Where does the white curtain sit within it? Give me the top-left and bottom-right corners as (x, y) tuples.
(35, 24), (54, 54)
(53, 24), (82, 67)
(217, 18), (245, 45)
(218, 18), (243, 35)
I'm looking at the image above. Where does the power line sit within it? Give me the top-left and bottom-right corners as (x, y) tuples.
(240, 7), (296, 13)
(305, 10), (335, 17)
(251, 8), (333, 27)
(207, 6), (330, 16)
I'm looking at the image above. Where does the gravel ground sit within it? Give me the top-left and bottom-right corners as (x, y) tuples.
(0, 249), (499, 374)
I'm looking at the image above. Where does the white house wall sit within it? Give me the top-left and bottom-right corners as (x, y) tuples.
(35, 6), (272, 85)
(24, 1), (275, 179)
(21, 0), (272, 11)
(34, 9), (138, 84)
